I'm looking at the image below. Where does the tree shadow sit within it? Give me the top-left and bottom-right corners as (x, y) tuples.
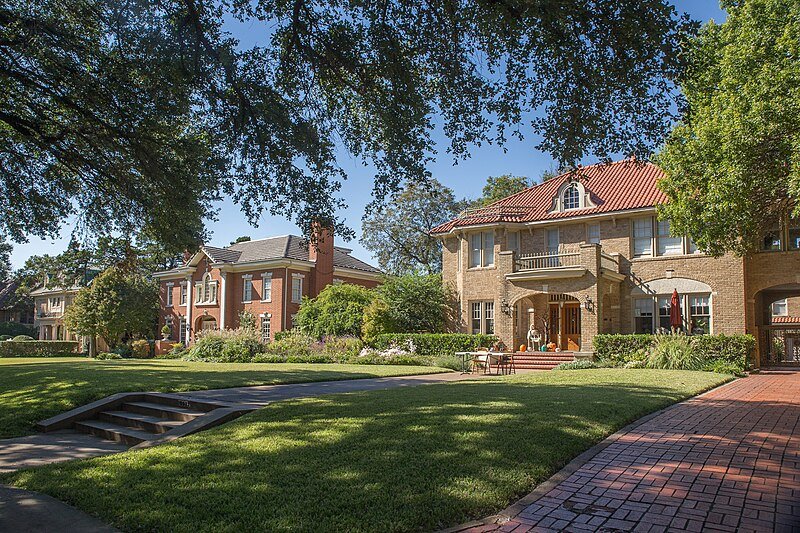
(4, 372), (755, 532)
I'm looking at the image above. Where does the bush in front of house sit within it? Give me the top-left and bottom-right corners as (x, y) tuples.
(553, 360), (599, 371)
(295, 284), (375, 339)
(594, 333), (754, 374)
(130, 339), (153, 359)
(185, 328), (265, 363)
(350, 346), (433, 366)
(0, 340), (80, 357)
(253, 332), (364, 364)
(592, 334), (655, 365)
(646, 334), (704, 370)
(95, 352), (123, 360)
(12, 335), (35, 342)
(0, 323), (36, 338)
(369, 333), (498, 357)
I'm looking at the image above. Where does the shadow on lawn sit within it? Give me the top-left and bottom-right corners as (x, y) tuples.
(0, 360), (442, 438)
(7, 374), (739, 532)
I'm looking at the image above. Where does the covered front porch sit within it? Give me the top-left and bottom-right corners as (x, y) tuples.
(513, 293), (583, 352)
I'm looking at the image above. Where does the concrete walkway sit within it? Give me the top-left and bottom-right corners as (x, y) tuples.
(0, 485), (119, 533)
(459, 370), (800, 533)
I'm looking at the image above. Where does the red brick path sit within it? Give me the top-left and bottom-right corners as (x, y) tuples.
(466, 371), (800, 533)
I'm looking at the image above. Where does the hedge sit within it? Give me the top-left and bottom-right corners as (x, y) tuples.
(593, 333), (755, 372)
(0, 322), (37, 338)
(0, 340), (81, 357)
(369, 333), (498, 357)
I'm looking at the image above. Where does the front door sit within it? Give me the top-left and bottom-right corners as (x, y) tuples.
(548, 302), (581, 351)
(562, 303), (581, 351)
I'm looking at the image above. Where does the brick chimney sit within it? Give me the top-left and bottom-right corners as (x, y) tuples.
(308, 223), (335, 297)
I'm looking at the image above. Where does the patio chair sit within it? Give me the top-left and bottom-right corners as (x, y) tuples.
(471, 349), (490, 374)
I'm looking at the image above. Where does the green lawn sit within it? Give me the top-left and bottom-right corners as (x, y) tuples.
(0, 357), (449, 438)
(5, 369), (731, 532)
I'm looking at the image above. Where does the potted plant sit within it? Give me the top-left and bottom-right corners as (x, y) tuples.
(161, 325), (171, 340)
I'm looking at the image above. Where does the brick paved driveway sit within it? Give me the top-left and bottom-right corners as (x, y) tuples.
(465, 370), (800, 533)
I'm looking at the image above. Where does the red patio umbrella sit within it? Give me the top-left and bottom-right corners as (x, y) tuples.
(670, 289), (682, 332)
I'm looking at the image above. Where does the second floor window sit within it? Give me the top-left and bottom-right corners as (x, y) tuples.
(657, 220), (683, 256)
(166, 283), (174, 307)
(180, 282), (187, 305)
(563, 183), (580, 210)
(262, 273), (272, 301)
(587, 224), (600, 244)
(291, 276), (303, 303)
(633, 218), (654, 257)
(469, 231), (494, 268)
(242, 277), (253, 302)
(195, 273), (218, 304)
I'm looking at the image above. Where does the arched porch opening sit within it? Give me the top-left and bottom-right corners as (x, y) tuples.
(754, 283), (800, 367)
(514, 293), (581, 352)
(195, 315), (218, 338)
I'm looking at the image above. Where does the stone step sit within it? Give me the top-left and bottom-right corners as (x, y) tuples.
(122, 401), (205, 422)
(99, 410), (184, 434)
(74, 420), (155, 445)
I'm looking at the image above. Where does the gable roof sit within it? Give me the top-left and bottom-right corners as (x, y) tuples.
(430, 159), (667, 235)
(160, 235), (380, 276)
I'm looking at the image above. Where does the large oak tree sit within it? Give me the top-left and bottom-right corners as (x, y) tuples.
(3, 0), (690, 250)
(657, 0), (800, 256)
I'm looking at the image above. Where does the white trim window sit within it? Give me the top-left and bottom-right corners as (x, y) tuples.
(689, 295), (711, 334)
(469, 231), (494, 268)
(195, 272), (218, 304)
(471, 302), (482, 334)
(291, 274), (304, 303)
(470, 301), (495, 334)
(563, 183), (580, 210)
(546, 228), (559, 253)
(179, 316), (187, 343)
(657, 220), (683, 256)
(587, 224), (600, 245)
(166, 283), (174, 307)
(657, 296), (673, 331)
(507, 231), (519, 254)
(260, 314), (271, 343)
(242, 275), (253, 303)
(634, 298), (654, 333)
(633, 218), (654, 258)
(261, 272), (272, 301)
(180, 282), (188, 306)
(772, 299), (788, 316)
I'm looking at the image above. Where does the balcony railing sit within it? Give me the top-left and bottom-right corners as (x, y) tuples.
(600, 251), (620, 273)
(36, 310), (63, 319)
(516, 249), (581, 271)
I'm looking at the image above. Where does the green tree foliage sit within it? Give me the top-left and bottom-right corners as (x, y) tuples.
(295, 284), (375, 339)
(362, 274), (454, 339)
(230, 236), (251, 245)
(657, 0), (800, 255)
(2, 1), (689, 249)
(361, 180), (463, 274)
(63, 266), (158, 348)
(472, 175), (532, 207)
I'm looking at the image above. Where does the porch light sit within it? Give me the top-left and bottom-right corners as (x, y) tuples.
(584, 296), (595, 313)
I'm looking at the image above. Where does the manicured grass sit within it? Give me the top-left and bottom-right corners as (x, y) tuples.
(0, 357), (449, 438)
(5, 369), (730, 532)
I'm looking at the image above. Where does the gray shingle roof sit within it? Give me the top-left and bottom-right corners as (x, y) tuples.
(200, 235), (379, 273)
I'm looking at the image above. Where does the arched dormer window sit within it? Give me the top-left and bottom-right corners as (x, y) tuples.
(563, 184), (580, 210)
(551, 179), (594, 213)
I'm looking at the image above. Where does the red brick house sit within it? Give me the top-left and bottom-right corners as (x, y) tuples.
(153, 231), (381, 345)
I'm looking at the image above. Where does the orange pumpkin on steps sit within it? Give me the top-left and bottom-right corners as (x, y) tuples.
(519, 344), (527, 352)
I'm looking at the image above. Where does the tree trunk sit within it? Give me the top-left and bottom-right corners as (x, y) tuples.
(88, 336), (96, 358)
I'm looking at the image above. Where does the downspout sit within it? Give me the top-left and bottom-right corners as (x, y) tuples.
(283, 267), (289, 331)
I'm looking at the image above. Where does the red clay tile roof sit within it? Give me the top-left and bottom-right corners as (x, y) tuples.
(772, 316), (800, 324)
(430, 159), (667, 235)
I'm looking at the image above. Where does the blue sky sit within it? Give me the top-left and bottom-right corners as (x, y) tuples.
(8, 1), (726, 270)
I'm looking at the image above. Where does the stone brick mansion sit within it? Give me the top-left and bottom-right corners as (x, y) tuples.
(432, 159), (800, 368)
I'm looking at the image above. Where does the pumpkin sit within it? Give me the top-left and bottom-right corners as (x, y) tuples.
(519, 344), (527, 352)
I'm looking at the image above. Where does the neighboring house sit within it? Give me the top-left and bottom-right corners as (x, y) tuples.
(153, 230), (381, 345)
(31, 285), (81, 341)
(432, 158), (800, 368)
(0, 280), (34, 326)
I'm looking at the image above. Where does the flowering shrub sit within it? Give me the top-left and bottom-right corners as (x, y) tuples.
(184, 328), (264, 362)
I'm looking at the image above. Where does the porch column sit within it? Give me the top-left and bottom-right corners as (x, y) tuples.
(185, 275), (192, 345)
(579, 244), (602, 354)
(496, 251), (515, 348)
(219, 271), (227, 330)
